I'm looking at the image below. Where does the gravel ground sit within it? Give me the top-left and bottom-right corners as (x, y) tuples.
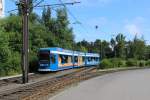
(49, 68), (150, 100)
(0, 69), (78, 94)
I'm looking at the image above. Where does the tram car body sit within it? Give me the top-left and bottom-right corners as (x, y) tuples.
(38, 47), (100, 71)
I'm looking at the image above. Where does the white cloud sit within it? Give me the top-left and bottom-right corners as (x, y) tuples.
(123, 16), (146, 35)
(125, 24), (141, 35)
(124, 16), (145, 25)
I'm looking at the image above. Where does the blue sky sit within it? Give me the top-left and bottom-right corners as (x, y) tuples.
(4, 0), (150, 44)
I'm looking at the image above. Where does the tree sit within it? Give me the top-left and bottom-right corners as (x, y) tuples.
(145, 45), (150, 59)
(0, 31), (21, 76)
(55, 8), (74, 49)
(110, 38), (116, 57)
(132, 36), (146, 59)
(115, 33), (126, 58)
(126, 41), (133, 58)
(28, 0), (33, 14)
(17, 0), (33, 15)
(101, 40), (112, 58)
(93, 39), (101, 53)
(0, 15), (22, 52)
(42, 7), (51, 27)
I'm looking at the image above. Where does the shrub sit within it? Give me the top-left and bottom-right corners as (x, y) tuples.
(0, 52), (21, 77)
(138, 60), (145, 67)
(118, 60), (126, 67)
(126, 59), (138, 67)
(146, 60), (150, 66)
(110, 58), (126, 67)
(0, 65), (6, 77)
(99, 59), (113, 69)
(29, 52), (39, 72)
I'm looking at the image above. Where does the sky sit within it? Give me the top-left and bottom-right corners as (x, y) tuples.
(4, 0), (150, 44)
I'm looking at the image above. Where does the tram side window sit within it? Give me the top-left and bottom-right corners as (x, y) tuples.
(71, 56), (74, 62)
(93, 57), (96, 61)
(97, 58), (100, 61)
(59, 55), (68, 64)
(88, 57), (91, 62)
(94, 57), (97, 61)
(97, 58), (99, 61)
(50, 54), (56, 64)
(74, 56), (78, 63)
(82, 56), (85, 62)
(91, 57), (94, 61)
(68, 56), (72, 63)
(96, 57), (99, 61)
(95, 57), (97, 61)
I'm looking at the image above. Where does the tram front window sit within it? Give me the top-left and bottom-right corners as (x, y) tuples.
(39, 51), (50, 61)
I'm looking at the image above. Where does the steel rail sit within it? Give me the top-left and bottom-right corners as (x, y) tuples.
(0, 67), (97, 100)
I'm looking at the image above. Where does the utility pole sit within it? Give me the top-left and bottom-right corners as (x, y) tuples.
(21, 0), (29, 84)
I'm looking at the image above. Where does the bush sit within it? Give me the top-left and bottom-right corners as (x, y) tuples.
(99, 59), (113, 69)
(0, 51), (21, 77)
(146, 60), (150, 66)
(0, 64), (6, 77)
(126, 59), (138, 67)
(98, 58), (127, 69)
(138, 60), (145, 67)
(118, 60), (126, 67)
(29, 52), (39, 72)
(110, 58), (126, 67)
(98, 58), (148, 69)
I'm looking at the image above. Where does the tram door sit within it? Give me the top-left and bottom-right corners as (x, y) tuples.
(49, 53), (57, 70)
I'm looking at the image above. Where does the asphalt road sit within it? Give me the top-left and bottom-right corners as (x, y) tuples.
(49, 69), (150, 100)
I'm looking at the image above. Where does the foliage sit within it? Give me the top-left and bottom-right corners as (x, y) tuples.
(0, 29), (21, 76)
(99, 59), (113, 69)
(126, 59), (138, 67)
(138, 60), (145, 67)
(99, 58), (126, 69)
(127, 36), (146, 59)
(17, 0), (33, 15)
(115, 33), (126, 58)
(99, 58), (149, 69)
(110, 58), (126, 67)
(146, 60), (150, 66)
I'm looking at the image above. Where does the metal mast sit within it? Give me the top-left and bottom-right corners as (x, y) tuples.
(21, 0), (29, 83)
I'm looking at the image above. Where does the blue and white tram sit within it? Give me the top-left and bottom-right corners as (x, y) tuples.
(38, 47), (100, 71)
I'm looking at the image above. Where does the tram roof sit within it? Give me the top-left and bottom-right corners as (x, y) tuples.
(40, 47), (100, 57)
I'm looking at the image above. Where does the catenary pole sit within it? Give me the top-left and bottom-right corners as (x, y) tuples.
(21, 0), (29, 84)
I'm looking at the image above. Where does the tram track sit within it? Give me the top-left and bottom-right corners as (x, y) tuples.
(0, 68), (81, 87)
(0, 67), (97, 100)
(0, 66), (146, 100)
